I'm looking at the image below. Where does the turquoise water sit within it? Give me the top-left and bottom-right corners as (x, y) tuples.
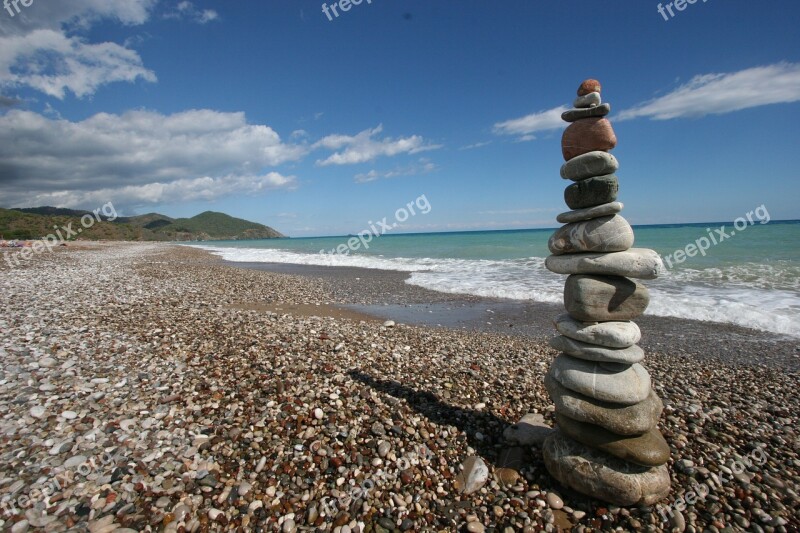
(193, 220), (800, 337)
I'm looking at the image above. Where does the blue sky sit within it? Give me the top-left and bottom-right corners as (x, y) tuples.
(0, 1), (798, 237)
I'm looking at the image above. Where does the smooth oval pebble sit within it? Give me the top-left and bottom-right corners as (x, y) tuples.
(561, 118), (617, 161)
(546, 248), (664, 280)
(156, 496), (171, 508)
(549, 335), (645, 364)
(578, 79), (601, 96)
(556, 201), (623, 224)
(64, 455), (87, 468)
(574, 92), (601, 108)
(562, 103), (611, 123)
(554, 313), (641, 348)
(548, 215), (634, 256)
(466, 522), (485, 533)
(548, 354), (651, 405)
(546, 492), (564, 509)
(561, 151), (619, 181)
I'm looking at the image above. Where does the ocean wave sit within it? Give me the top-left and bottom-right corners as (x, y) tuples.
(194, 245), (800, 337)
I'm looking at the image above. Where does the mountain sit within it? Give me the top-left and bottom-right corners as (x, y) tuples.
(1, 208), (285, 241)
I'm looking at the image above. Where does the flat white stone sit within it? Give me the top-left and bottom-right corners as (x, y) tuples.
(548, 215), (634, 256)
(573, 92), (601, 108)
(548, 355), (651, 405)
(549, 335), (644, 364)
(557, 202), (623, 224)
(546, 248), (664, 280)
(554, 314), (641, 348)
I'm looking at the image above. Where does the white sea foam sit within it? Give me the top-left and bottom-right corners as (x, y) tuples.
(195, 245), (800, 338)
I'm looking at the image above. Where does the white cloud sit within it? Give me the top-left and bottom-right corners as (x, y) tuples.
(0, 0), (158, 99)
(19, 173), (294, 209)
(493, 106), (568, 137)
(164, 1), (219, 24)
(459, 141), (492, 151)
(354, 159), (437, 183)
(0, 109), (304, 209)
(0, 109), (442, 210)
(0, 0), (156, 35)
(618, 62), (800, 121)
(315, 124), (441, 166)
(0, 29), (156, 99)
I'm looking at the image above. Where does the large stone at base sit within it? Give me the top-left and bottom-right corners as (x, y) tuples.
(564, 274), (650, 322)
(564, 174), (618, 209)
(543, 430), (671, 506)
(549, 335), (644, 364)
(545, 373), (663, 436)
(555, 413), (670, 467)
(548, 215), (634, 256)
(546, 248), (664, 280)
(554, 313), (641, 348)
(548, 354), (651, 405)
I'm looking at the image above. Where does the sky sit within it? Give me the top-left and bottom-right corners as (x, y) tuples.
(0, 1), (798, 237)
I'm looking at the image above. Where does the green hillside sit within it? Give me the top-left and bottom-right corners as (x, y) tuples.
(0, 208), (285, 242)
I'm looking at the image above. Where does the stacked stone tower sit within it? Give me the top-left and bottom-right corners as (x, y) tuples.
(541, 79), (671, 506)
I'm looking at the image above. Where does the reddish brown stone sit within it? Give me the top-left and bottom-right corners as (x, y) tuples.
(578, 79), (601, 96)
(561, 118), (617, 161)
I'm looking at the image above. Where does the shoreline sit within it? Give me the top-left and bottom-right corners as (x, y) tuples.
(1, 242), (798, 531)
(224, 259), (800, 371)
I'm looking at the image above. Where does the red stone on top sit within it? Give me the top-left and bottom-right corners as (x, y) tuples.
(577, 79), (602, 96)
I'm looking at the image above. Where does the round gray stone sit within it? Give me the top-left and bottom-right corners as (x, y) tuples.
(549, 335), (644, 364)
(561, 151), (619, 181)
(548, 215), (634, 256)
(564, 274), (650, 322)
(545, 374), (663, 436)
(564, 174), (618, 210)
(553, 313), (641, 348)
(543, 430), (671, 506)
(546, 248), (664, 280)
(548, 354), (651, 405)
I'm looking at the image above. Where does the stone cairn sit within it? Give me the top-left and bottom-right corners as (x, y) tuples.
(541, 79), (671, 506)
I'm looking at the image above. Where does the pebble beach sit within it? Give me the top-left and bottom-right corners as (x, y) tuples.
(1, 243), (798, 532)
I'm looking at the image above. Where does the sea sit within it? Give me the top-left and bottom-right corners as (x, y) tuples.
(192, 220), (800, 338)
